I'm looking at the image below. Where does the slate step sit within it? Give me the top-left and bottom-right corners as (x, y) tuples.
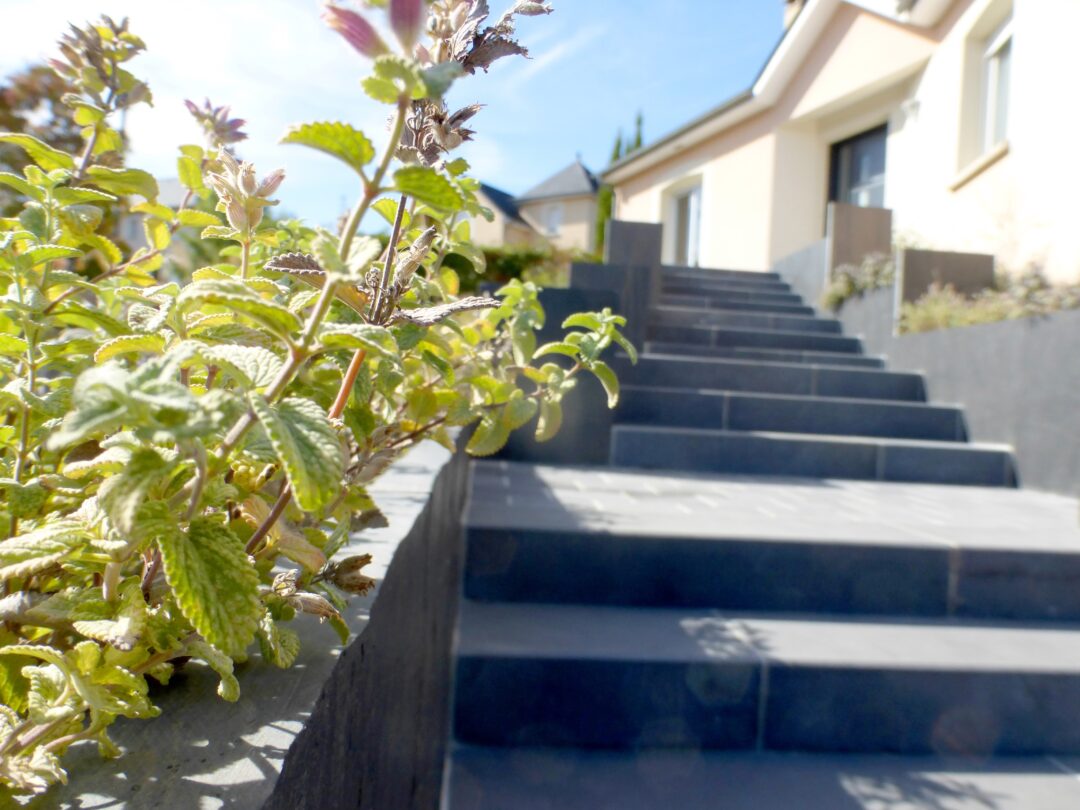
(466, 462), (1080, 620)
(660, 294), (814, 316)
(453, 601), (1080, 754)
(663, 266), (781, 283)
(445, 746), (1080, 809)
(617, 386), (966, 441)
(662, 289), (807, 308)
(643, 342), (885, 368)
(648, 323), (862, 353)
(609, 427), (1017, 486)
(664, 278), (793, 296)
(613, 355), (924, 401)
(651, 306), (842, 334)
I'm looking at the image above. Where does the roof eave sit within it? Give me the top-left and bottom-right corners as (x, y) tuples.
(602, 0), (847, 185)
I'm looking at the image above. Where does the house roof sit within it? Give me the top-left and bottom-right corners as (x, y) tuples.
(517, 160), (599, 202)
(478, 182), (528, 225)
(603, 0), (953, 185)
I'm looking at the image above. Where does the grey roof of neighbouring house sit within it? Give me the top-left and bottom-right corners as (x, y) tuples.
(517, 160), (599, 202)
(479, 182), (528, 225)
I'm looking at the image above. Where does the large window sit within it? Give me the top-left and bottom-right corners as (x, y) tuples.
(980, 16), (1012, 152)
(544, 203), (562, 236)
(672, 185), (701, 266)
(829, 125), (887, 209)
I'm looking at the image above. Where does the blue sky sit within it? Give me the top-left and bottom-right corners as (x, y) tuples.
(1, 1), (783, 228)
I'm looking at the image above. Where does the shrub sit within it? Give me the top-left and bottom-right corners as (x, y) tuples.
(899, 269), (1080, 333)
(0, 2), (634, 796)
(821, 252), (894, 312)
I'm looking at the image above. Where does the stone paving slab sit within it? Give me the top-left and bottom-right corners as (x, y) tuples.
(24, 442), (451, 810)
(446, 746), (1080, 809)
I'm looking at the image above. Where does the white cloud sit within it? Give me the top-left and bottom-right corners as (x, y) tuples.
(507, 23), (606, 86)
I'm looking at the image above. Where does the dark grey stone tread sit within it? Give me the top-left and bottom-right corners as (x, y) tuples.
(648, 323), (863, 353)
(662, 289), (806, 306)
(650, 306), (843, 335)
(609, 426), (1016, 487)
(642, 342), (886, 368)
(465, 461), (1080, 618)
(664, 280), (794, 296)
(453, 601), (1080, 752)
(663, 266), (782, 282)
(659, 295), (815, 315)
(614, 355), (925, 402)
(445, 746), (1080, 809)
(616, 385), (966, 441)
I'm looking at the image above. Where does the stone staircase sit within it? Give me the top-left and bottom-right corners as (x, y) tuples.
(441, 266), (1080, 808)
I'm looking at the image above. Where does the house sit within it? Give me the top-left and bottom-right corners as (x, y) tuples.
(471, 160), (599, 253)
(470, 183), (543, 248)
(605, 0), (1080, 282)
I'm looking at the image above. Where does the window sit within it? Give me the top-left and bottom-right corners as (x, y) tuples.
(829, 125), (887, 209)
(672, 185), (701, 266)
(981, 16), (1012, 152)
(544, 203), (562, 236)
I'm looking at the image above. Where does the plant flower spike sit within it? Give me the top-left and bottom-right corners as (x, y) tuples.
(0, 0), (631, 798)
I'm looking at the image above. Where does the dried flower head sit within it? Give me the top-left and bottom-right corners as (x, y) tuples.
(399, 101), (481, 166)
(320, 554), (377, 595)
(185, 98), (248, 148)
(52, 16), (150, 108)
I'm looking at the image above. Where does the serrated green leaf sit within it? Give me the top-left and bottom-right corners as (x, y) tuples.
(562, 312), (603, 331)
(177, 280), (302, 339)
(535, 341), (580, 359)
(419, 61), (464, 98)
(84, 232), (123, 265)
(0, 133), (75, 171)
(85, 165), (158, 200)
(393, 166), (462, 210)
(0, 521), (88, 581)
(0, 334), (29, 356)
(176, 209), (220, 227)
(54, 186), (117, 205)
(99, 447), (170, 534)
(157, 517), (261, 658)
(197, 344), (283, 390)
(535, 398), (563, 442)
(612, 331), (638, 364)
(281, 121), (374, 175)
(177, 155), (204, 192)
(257, 611), (301, 669)
(504, 391), (538, 430)
(0, 172), (42, 201)
(94, 334), (166, 363)
(24, 244), (82, 266)
(317, 323), (398, 356)
(250, 395), (345, 512)
(466, 408), (512, 456)
(131, 201), (174, 221)
(590, 360), (620, 407)
(187, 640), (241, 701)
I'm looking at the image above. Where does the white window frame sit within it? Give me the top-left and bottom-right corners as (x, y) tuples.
(980, 16), (1012, 153)
(671, 185), (701, 267)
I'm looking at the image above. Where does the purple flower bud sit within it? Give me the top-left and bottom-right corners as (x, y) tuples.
(390, 0), (424, 50)
(323, 5), (389, 59)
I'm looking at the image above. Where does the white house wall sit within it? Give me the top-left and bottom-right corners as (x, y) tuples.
(611, 0), (1080, 283)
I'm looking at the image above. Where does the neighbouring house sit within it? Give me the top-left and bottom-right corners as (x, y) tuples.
(471, 160), (599, 253)
(470, 183), (543, 248)
(605, 0), (1080, 282)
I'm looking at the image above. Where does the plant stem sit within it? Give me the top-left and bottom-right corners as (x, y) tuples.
(370, 194), (407, 323)
(240, 239), (251, 279)
(329, 350), (367, 419)
(244, 484), (292, 554)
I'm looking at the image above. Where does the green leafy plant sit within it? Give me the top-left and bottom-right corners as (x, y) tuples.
(0, 1), (633, 796)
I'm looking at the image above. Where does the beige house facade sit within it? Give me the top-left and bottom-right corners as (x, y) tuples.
(470, 161), (599, 253)
(606, 0), (1080, 282)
